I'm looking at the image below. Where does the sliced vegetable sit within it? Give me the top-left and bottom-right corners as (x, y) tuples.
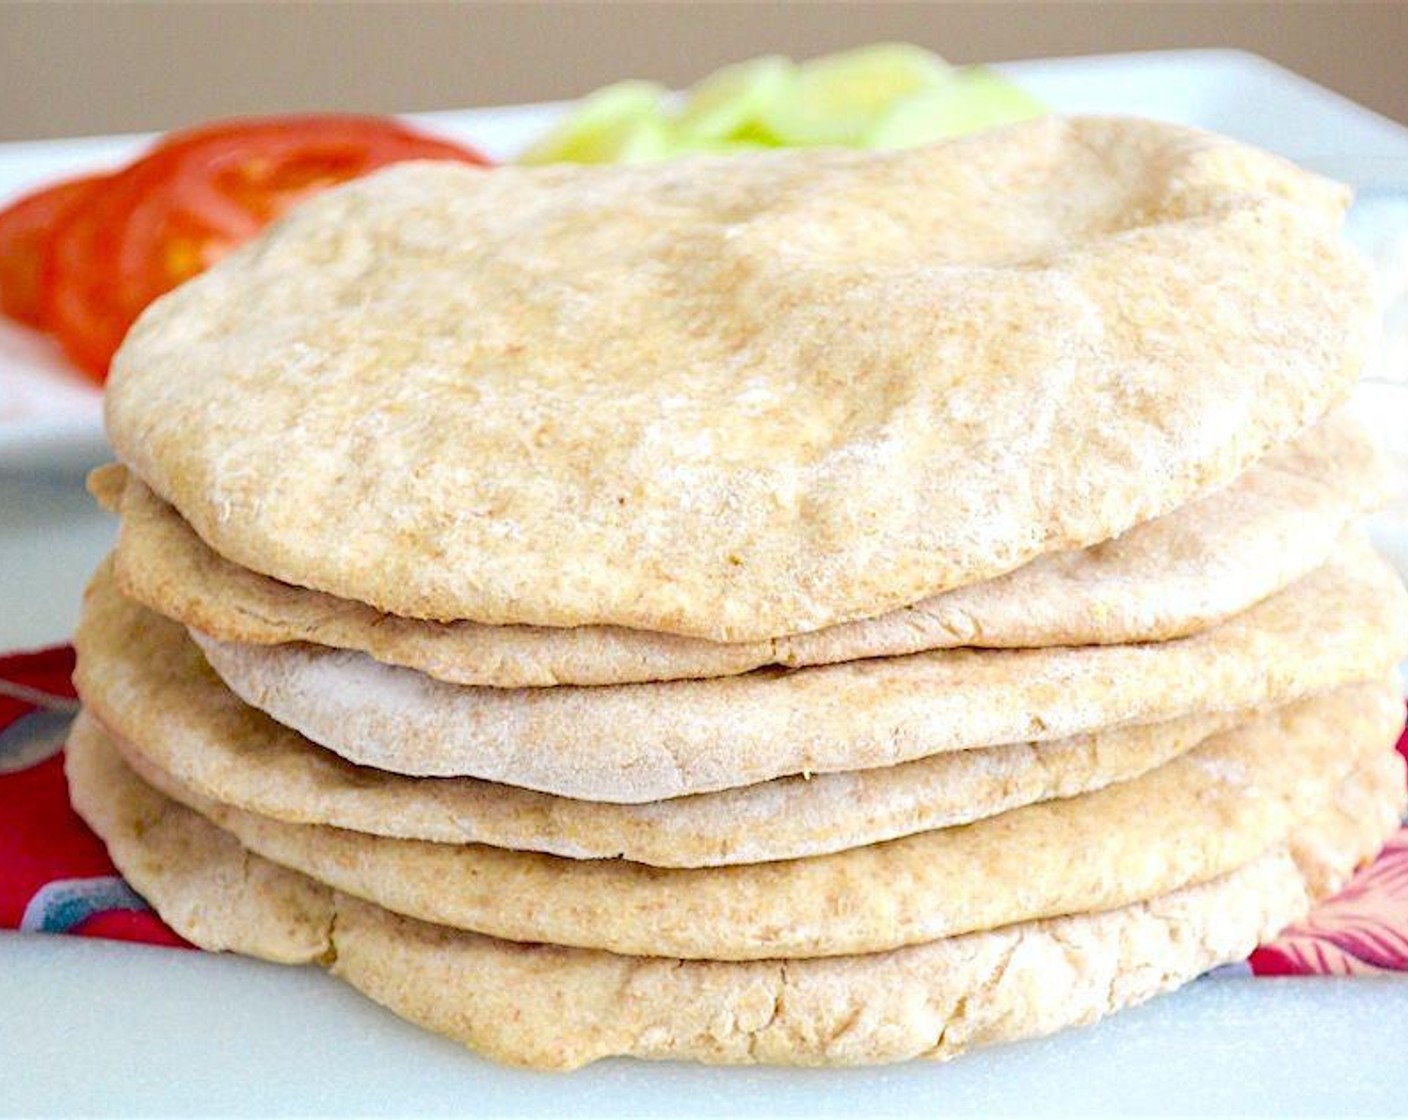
(760, 42), (953, 147)
(675, 55), (792, 143)
(516, 44), (1047, 166)
(518, 81), (670, 165)
(866, 67), (1048, 149)
(0, 174), (105, 329)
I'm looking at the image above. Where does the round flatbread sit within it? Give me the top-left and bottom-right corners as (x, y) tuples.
(66, 713), (1404, 1069)
(192, 537), (1408, 799)
(74, 571), (1249, 866)
(105, 117), (1373, 641)
(100, 681), (1406, 959)
(108, 412), (1388, 687)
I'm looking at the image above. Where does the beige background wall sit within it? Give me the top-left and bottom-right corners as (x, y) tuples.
(1, 1), (1406, 142)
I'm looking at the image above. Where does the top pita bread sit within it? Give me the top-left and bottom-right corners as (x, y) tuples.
(106, 116), (1372, 641)
(106, 413), (1387, 687)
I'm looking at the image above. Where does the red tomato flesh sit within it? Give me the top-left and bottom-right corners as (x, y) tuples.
(0, 175), (105, 329)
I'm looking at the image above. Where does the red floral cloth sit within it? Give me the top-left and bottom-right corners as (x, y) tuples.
(2, 643), (1406, 972)
(0, 646), (187, 947)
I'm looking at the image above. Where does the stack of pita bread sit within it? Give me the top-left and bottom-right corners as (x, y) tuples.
(70, 116), (1407, 1069)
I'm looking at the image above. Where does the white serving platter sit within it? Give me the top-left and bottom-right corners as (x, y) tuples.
(3, 49), (1408, 1118)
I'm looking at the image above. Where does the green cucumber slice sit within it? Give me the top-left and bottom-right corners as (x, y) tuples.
(865, 67), (1048, 148)
(676, 55), (793, 143)
(761, 42), (952, 147)
(519, 81), (670, 164)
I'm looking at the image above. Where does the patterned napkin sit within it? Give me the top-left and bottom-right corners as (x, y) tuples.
(3, 644), (1406, 973)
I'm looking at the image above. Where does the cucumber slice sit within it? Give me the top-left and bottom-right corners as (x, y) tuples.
(865, 67), (1047, 149)
(600, 114), (676, 164)
(761, 42), (952, 147)
(676, 54), (793, 143)
(519, 81), (670, 164)
(689, 137), (774, 157)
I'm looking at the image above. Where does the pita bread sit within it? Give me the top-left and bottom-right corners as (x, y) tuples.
(66, 714), (1404, 1068)
(74, 572), (1251, 866)
(192, 537), (1408, 799)
(63, 713), (333, 965)
(104, 681), (1406, 959)
(108, 412), (1389, 687)
(106, 117), (1372, 641)
(87, 462), (125, 512)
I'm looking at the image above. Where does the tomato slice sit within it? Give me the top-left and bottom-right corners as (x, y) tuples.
(44, 115), (490, 381)
(0, 174), (106, 329)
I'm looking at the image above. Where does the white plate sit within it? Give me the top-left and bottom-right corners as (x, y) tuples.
(3, 48), (1408, 475)
(4, 933), (1407, 1119)
(4, 49), (1408, 1118)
